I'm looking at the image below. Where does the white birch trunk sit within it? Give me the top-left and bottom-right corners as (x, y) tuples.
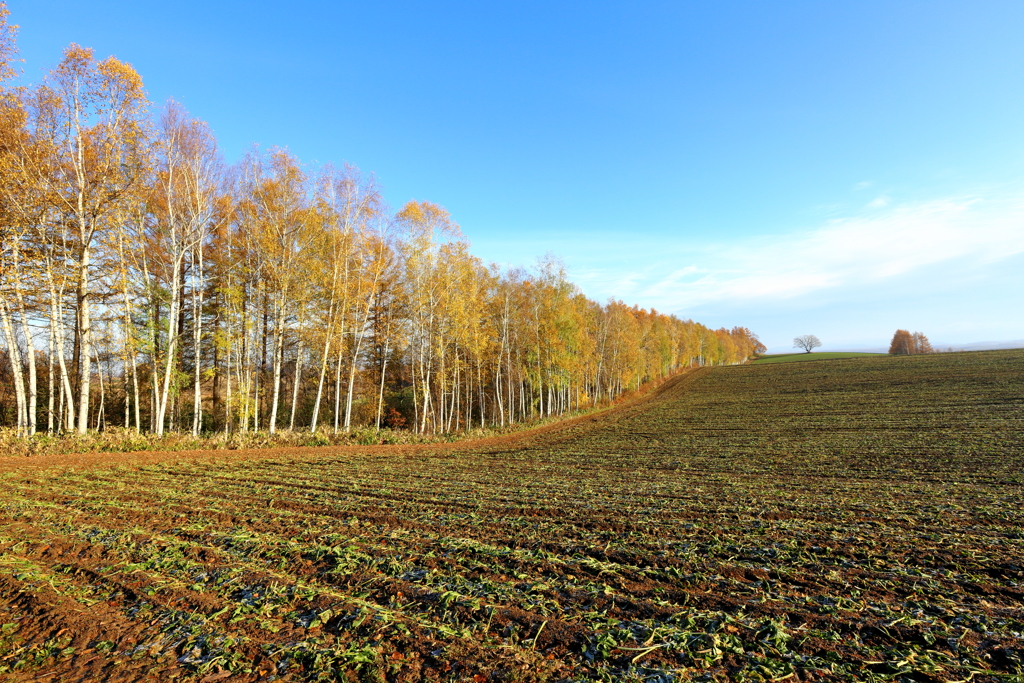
(45, 264), (75, 432)
(9, 236), (38, 435)
(224, 318), (233, 435)
(191, 243), (205, 436)
(343, 321), (367, 431)
(130, 348), (141, 433)
(269, 297), (285, 434)
(375, 336), (389, 431)
(22, 315), (37, 435)
(309, 332), (332, 433)
(309, 262), (340, 433)
(333, 348), (343, 434)
(47, 323), (55, 433)
(289, 332), (303, 431)
(76, 245), (93, 434)
(0, 296), (27, 435)
(14, 289), (37, 435)
(155, 254), (184, 435)
(94, 344), (106, 430)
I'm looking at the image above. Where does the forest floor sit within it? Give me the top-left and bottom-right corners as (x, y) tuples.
(0, 389), (650, 459)
(0, 350), (1022, 682)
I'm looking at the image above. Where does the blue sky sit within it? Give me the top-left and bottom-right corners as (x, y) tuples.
(9, 1), (1024, 351)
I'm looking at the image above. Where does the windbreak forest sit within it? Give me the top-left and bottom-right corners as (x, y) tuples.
(0, 9), (762, 440)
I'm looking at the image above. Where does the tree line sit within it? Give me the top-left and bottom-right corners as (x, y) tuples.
(0, 7), (763, 437)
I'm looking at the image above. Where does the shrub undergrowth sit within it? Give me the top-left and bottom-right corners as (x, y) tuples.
(0, 370), (685, 458)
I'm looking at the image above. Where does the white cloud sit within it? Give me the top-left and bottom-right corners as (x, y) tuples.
(572, 190), (1024, 314)
(866, 195), (890, 208)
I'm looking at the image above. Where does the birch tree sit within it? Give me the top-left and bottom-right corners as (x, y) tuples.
(23, 46), (149, 433)
(148, 101), (220, 434)
(238, 148), (312, 434)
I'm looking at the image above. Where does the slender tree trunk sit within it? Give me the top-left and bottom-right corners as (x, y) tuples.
(155, 255), (184, 435)
(211, 311), (220, 432)
(289, 335), (303, 431)
(94, 345), (106, 431)
(411, 350), (419, 434)
(58, 374), (65, 432)
(45, 263), (75, 431)
(333, 349), (343, 434)
(13, 283), (37, 435)
(420, 366), (432, 434)
(375, 336), (389, 431)
(242, 315), (252, 432)
(508, 349), (514, 425)
(309, 332), (332, 433)
(445, 359), (455, 432)
(123, 361), (130, 429)
(76, 245), (93, 434)
(72, 303), (80, 412)
(130, 351), (141, 433)
(343, 322), (367, 431)
(252, 354), (260, 431)
(519, 356), (525, 421)
(495, 367), (504, 427)
(192, 244), (205, 436)
(437, 346), (445, 432)
(47, 324), (55, 434)
(452, 360), (460, 432)
(477, 359), (484, 428)
(118, 257), (141, 433)
(269, 296), (286, 435)
(224, 322), (233, 435)
(19, 325), (36, 434)
(0, 297), (27, 435)
(151, 323), (159, 434)
(257, 293), (268, 431)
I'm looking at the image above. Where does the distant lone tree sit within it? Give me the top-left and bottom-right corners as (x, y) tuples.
(889, 329), (933, 355)
(793, 334), (822, 353)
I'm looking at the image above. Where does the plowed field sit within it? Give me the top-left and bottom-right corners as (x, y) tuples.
(1, 350), (1023, 682)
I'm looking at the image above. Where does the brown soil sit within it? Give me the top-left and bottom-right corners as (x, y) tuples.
(0, 352), (1022, 682)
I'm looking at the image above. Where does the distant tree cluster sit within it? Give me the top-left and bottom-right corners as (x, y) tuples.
(0, 6), (763, 437)
(888, 330), (933, 355)
(793, 334), (822, 353)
